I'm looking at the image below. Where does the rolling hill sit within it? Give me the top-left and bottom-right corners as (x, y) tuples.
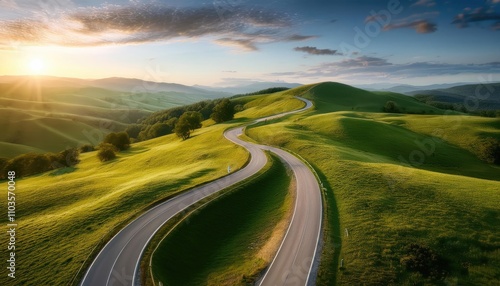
(0, 76), (227, 157)
(408, 83), (500, 110)
(245, 82), (500, 285)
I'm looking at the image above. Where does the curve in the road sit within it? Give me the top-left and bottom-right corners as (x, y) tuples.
(80, 97), (322, 286)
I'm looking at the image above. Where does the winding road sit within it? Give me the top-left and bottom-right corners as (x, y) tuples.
(80, 97), (322, 286)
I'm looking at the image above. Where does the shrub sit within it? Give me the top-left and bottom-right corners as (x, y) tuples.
(97, 143), (117, 162)
(103, 132), (130, 151)
(79, 144), (95, 153)
(400, 243), (448, 280)
(383, 101), (401, 113)
(211, 99), (235, 123)
(475, 137), (500, 164)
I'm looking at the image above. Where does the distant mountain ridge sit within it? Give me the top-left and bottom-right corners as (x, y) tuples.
(408, 83), (500, 110)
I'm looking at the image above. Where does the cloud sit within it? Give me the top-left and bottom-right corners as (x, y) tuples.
(366, 12), (438, 34)
(384, 20), (437, 33)
(452, 6), (500, 30)
(294, 46), (342, 56)
(411, 0), (436, 7)
(0, 2), (313, 50)
(267, 56), (500, 81)
(284, 34), (317, 41)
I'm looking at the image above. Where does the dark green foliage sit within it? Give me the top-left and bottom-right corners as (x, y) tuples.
(103, 131), (130, 151)
(0, 158), (7, 177)
(125, 124), (143, 139)
(181, 111), (203, 130)
(231, 87), (290, 98)
(174, 111), (203, 140)
(174, 120), (191, 140)
(79, 144), (95, 153)
(383, 101), (401, 113)
(56, 148), (80, 167)
(400, 243), (449, 280)
(475, 137), (500, 164)
(97, 143), (117, 162)
(211, 98), (235, 123)
(148, 123), (173, 138)
(0, 148), (80, 178)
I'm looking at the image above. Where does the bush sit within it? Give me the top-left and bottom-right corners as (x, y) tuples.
(97, 144), (117, 162)
(211, 98), (235, 123)
(383, 101), (401, 113)
(400, 243), (448, 280)
(79, 144), (95, 153)
(103, 132), (130, 151)
(475, 137), (500, 164)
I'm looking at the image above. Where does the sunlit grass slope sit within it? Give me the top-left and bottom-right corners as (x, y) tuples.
(246, 82), (500, 285)
(0, 77), (216, 156)
(152, 154), (292, 286)
(0, 123), (248, 286)
(302, 82), (446, 114)
(0, 90), (304, 286)
(234, 90), (306, 119)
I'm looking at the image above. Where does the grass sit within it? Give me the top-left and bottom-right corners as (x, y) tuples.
(0, 90), (303, 286)
(151, 154), (293, 286)
(246, 82), (500, 285)
(0, 77), (216, 156)
(0, 123), (248, 286)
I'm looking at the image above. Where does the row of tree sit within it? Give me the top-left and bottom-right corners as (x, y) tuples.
(0, 148), (79, 179)
(126, 98), (236, 142)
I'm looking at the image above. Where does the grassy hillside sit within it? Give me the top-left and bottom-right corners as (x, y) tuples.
(151, 154), (293, 286)
(0, 76), (222, 156)
(0, 90), (303, 286)
(0, 123), (248, 286)
(299, 82), (446, 114)
(246, 82), (500, 285)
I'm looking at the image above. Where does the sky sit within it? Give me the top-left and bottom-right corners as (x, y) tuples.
(0, 0), (499, 87)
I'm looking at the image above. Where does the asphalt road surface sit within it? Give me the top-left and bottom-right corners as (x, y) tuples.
(80, 97), (322, 286)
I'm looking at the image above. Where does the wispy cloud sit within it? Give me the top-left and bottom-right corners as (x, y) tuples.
(366, 12), (438, 34)
(452, 6), (500, 30)
(411, 0), (436, 7)
(294, 46), (342, 56)
(268, 56), (500, 81)
(0, 2), (313, 50)
(384, 20), (437, 33)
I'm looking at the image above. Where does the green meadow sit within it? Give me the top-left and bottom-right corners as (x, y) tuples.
(151, 154), (293, 286)
(246, 82), (500, 285)
(2, 80), (498, 285)
(0, 77), (215, 157)
(0, 91), (302, 286)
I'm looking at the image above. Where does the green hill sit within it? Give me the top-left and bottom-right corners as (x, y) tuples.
(409, 83), (500, 111)
(0, 76), (223, 157)
(299, 82), (446, 114)
(246, 82), (500, 285)
(0, 91), (301, 286)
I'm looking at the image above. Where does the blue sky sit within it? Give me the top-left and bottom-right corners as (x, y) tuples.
(0, 0), (499, 86)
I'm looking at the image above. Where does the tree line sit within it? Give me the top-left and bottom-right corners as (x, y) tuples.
(125, 98), (236, 142)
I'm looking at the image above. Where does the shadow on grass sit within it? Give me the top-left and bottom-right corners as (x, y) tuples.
(49, 166), (77, 176)
(314, 166), (343, 285)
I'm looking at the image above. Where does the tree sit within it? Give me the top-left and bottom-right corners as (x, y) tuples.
(104, 132), (130, 151)
(181, 111), (203, 130)
(79, 144), (95, 153)
(175, 112), (203, 140)
(174, 120), (191, 140)
(211, 99), (235, 123)
(125, 124), (143, 139)
(97, 143), (117, 162)
(147, 122), (172, 138)
(383, 101), (401, 113)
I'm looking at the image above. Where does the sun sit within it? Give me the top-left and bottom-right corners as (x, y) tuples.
(28, 58), (46, 75)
